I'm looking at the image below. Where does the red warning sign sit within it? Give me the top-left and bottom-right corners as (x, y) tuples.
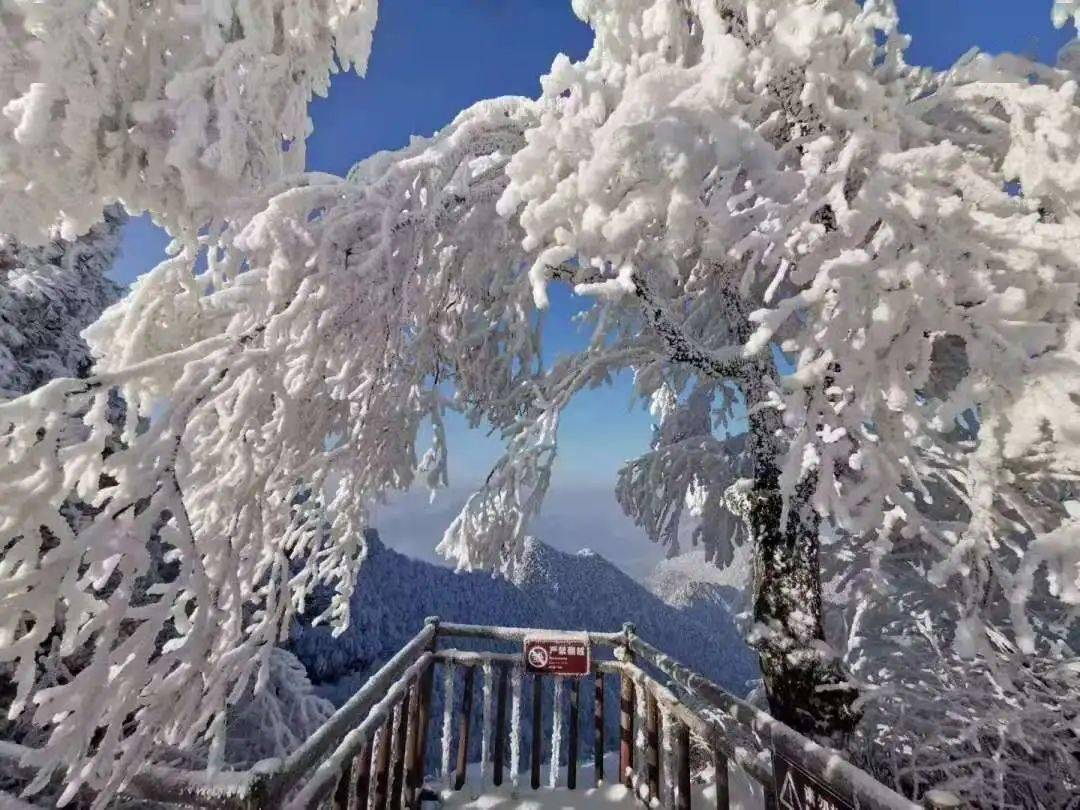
(523, 634), (591, 676)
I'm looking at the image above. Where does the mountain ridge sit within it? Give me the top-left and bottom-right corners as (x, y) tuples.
(288, 530), (756, 701)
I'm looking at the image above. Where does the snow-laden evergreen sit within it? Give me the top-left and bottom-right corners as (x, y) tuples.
(219, 647), (334, 769)
(0, 209), (124, 396)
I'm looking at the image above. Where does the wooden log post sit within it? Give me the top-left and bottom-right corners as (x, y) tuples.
(331, 759), (353, 810)
(454, 666), (475, 791)
(492, 663), (509, 787)
(567, 677), (581, 790)
(619, 673), (635, 789)
(373, 715), (394, 810)
(389, 687), (412, 810)
(594, 672), (605, 786)
(353, 744), (374, 810)
(675, 721), (691, 810)
(531, 674), (543, 790)
(619, 623), (636, 790)
(713, 748), (729, 810)
(662, 711), (676, 810)
(645, 690), (660, 803)
(405, 662), (435, 809)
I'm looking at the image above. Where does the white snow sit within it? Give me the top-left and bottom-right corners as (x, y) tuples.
(549, 679), (563, 789)
(509, 666), (523, 791)
(441, 663), (456, 785)
(434, 754), (765, 810)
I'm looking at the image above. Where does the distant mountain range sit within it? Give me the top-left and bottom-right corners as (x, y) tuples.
(287, 530), (756, 772)
(288, 530), (757, 699)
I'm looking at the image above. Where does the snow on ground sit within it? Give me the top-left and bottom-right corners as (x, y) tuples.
(430, 754), (767, 809)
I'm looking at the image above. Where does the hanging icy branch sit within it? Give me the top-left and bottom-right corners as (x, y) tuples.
(0, 0), (379, 243)
(0, 97), (540, 803)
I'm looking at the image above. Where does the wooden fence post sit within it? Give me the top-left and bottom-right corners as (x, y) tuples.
(531, 674), (543, 790)
(372, 715), (394, 810)
(619, 623), (637, 790)
(594, 672), (605, 786)
(454, 666), (475, 791)
(404, 618), (438, 809)
(405, 661), (434, 809)
(389, 687), (412, 810)
(618, 677), (635, 789)
(645, 689), (660, 802)
(331, 758), (353, 810)
(567, 677), (581, 790)
(713, 748), (729, 810)
(493, 663), (509, 786)
(353, 743), (374, 810)
(675, 720), (691, 810)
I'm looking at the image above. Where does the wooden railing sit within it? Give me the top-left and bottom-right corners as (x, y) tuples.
(0, 618), (934, 809)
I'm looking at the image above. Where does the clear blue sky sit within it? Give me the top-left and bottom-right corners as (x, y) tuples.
(109, 1), (1073, 575)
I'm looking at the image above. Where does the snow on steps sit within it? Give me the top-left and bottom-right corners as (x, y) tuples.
(431, 755), (766, 809)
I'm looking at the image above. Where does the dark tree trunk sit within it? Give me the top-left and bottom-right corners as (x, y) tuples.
(742, 364), (859, 739)
(624, 262), (859, 735)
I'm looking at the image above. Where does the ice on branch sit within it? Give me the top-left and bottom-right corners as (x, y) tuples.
(0, 0), (378, 243)
(0, 98), (540, 802)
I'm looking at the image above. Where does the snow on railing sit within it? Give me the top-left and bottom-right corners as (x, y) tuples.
(0, 619), (945, 809)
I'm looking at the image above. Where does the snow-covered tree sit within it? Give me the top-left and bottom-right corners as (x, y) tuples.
(0, 0), (378, 243)
(2, 0), (1080, 802)
(832, 498), (1080, 806)
(0, 209), (125, 397)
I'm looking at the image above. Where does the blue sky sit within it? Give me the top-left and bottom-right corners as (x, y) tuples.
(110, 1), (1073, 575)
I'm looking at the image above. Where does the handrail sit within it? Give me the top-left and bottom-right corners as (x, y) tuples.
(433, 647), (626, 678)
(0, 620), (928, 809)
(102, 619), (437, 808)
(436, 621), (625, 647)
(433, 648), (774, 785)
(626, 632), (921, 810)
(285, 652), (434, 810)
(261, 619), (438, 803)
(626, 662), (773, 786)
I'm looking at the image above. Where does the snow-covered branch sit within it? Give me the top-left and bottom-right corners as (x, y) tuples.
(0, 0), (378, 242)
(0, 97), (540, 802)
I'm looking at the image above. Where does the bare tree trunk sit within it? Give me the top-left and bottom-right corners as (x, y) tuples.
(741, 363), (859, 738)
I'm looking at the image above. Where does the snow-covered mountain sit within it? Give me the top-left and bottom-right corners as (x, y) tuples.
(287, 531), (755, 771)
(289, 531), (756, 697)
(645, 546), (754, 634)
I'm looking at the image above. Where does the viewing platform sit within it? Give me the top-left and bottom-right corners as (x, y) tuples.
(1, 620), (934, 809)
